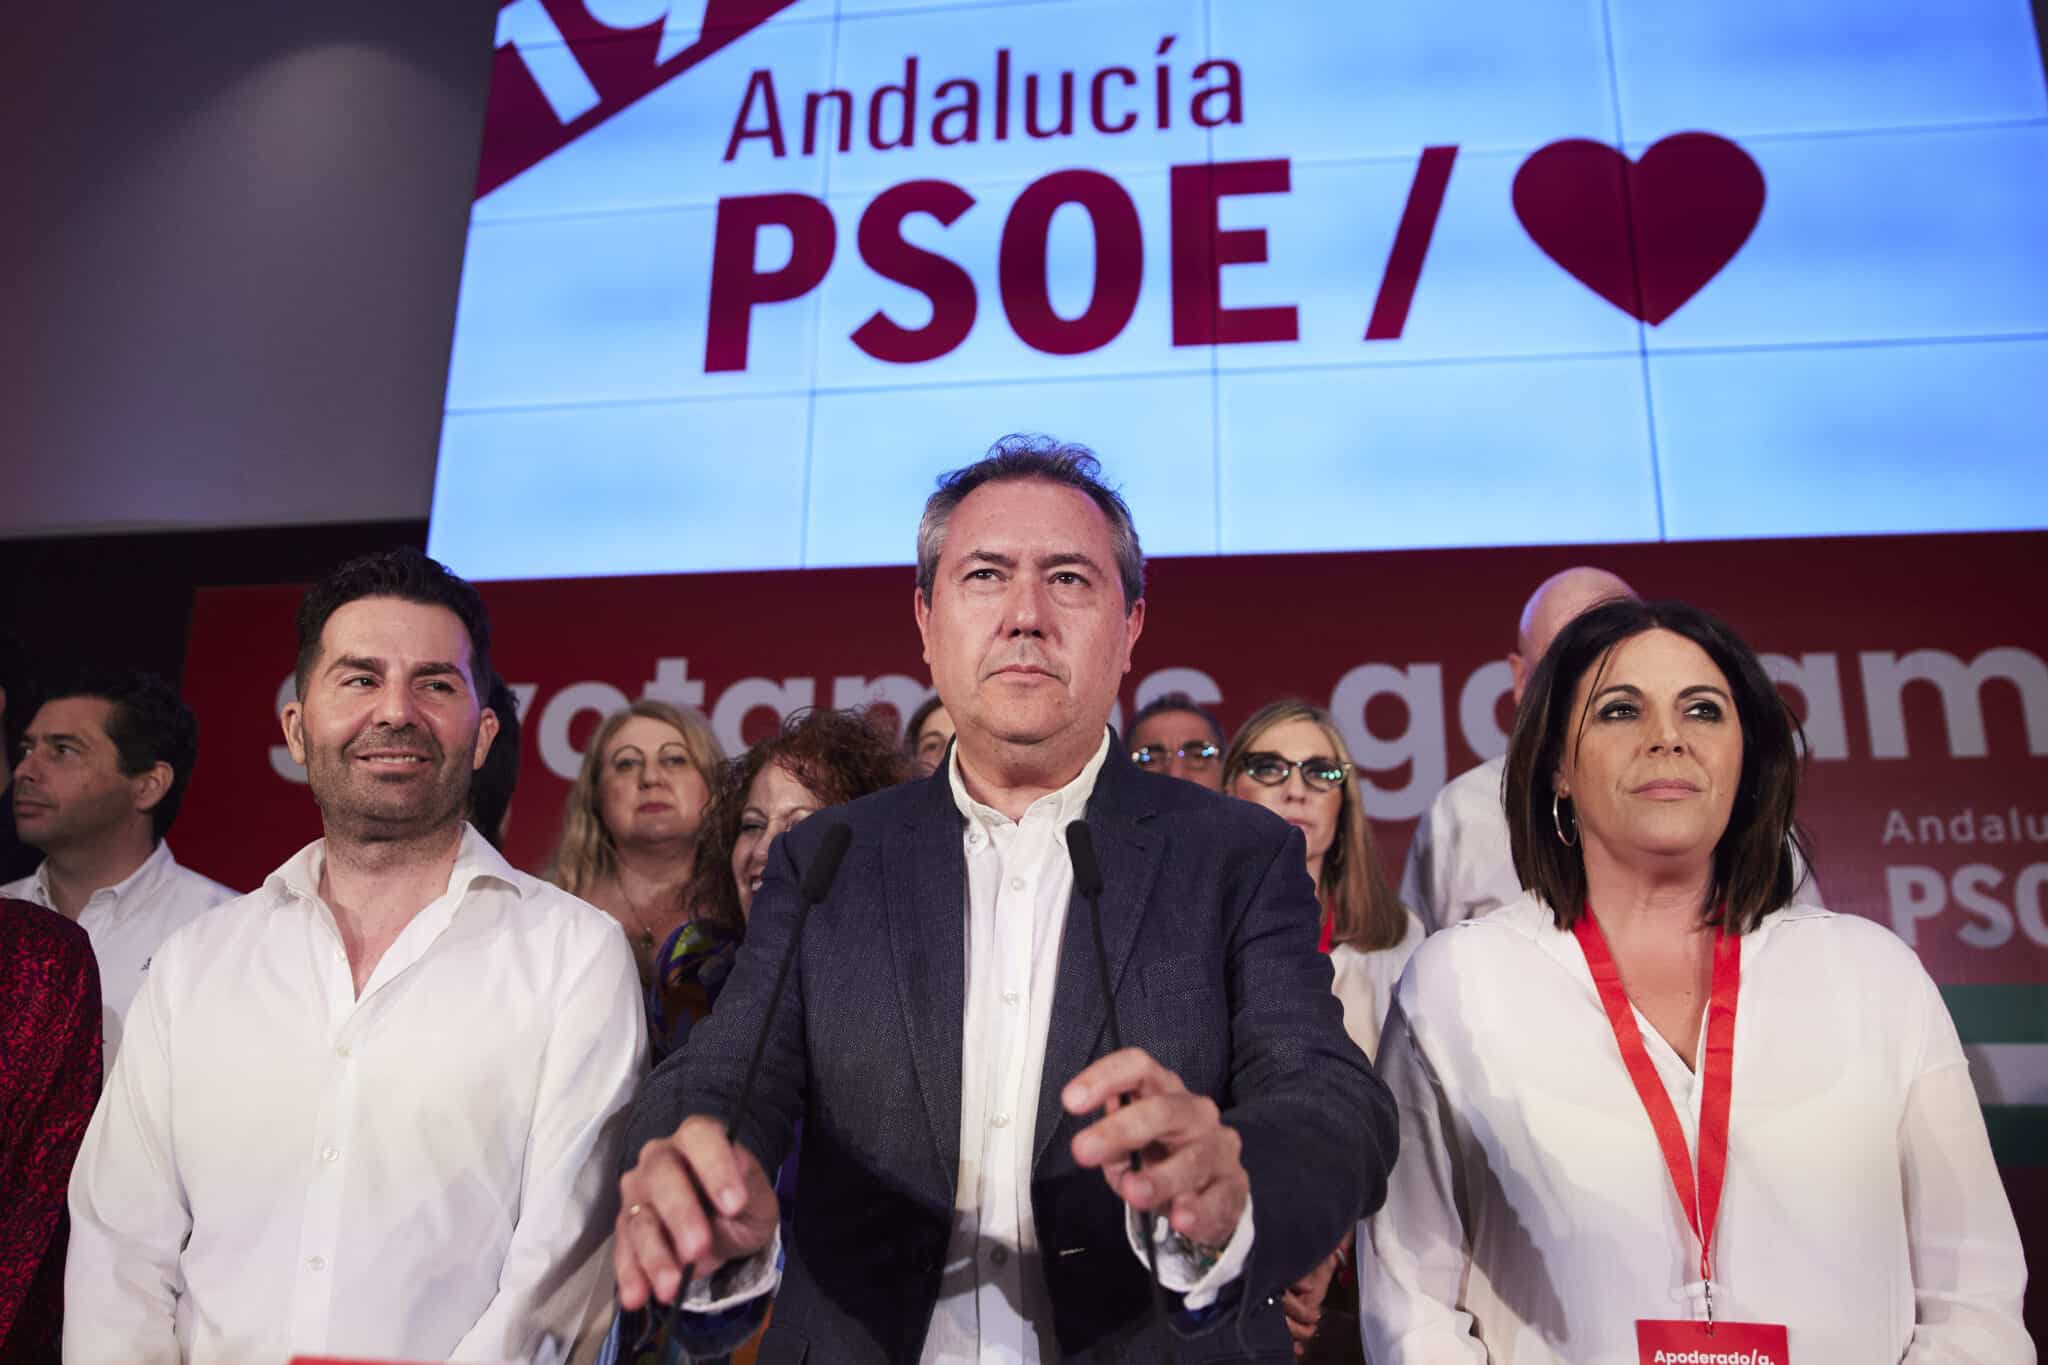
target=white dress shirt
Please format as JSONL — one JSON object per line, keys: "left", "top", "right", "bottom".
{"left": 1399, "top": 756, "right": 1520, "bottom": 933}
{"left": 1, "top": 839, "right": 236, "bottom": 1059}
{"left": 700, "top": 731, "right": 1254, "bottom": 1362}
{"left": 1361, "top": 894, "right": 2032, "bottom": 1364}
{"left": 1327, "top": 910, "right": 1424, "bottom": 1062}
{"left": 66, "top": 825, "right": 648, "bottom": 1365}
{"left": 1400, "top": 757, "right": 1826, "bottom": 933}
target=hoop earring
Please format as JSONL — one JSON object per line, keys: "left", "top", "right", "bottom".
{"left": 1552, "top": 792, "right": 1578, "bottom": 848}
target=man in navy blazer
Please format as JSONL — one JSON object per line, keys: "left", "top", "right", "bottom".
{"left": 613, "top": 437, "right": 1395, "bottom": 1362}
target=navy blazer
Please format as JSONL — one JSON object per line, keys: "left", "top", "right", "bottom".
{"left": 622, "top": 741, "right": 1396, "bottom": 1363}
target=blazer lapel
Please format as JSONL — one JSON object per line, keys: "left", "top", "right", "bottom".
{"left": 1032, "top": 755, "right": 1164, "bottom": 1172}
{"left": 884, "top": 776, "right": 968, "bottom": 1192}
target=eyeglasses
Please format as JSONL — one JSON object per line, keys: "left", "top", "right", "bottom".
{"left": 1237, "top": 753, "right": 1351, "bottom": 792}
{"left": 1131, "top": 742, "right": 1221, "bottom": 770}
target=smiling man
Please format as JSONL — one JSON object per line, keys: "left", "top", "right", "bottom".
{"left": 614, "top": 436, "right": 1393, "bottom": 1362}
{"left": 65, "top": 548, "right": 646, "bottom": 1365}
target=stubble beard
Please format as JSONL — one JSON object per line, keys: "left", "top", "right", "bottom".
{"left": 309, "top": 733, "right": 475, "bottom": 848}
{"left": 17, "top": 781, "right": 134, "bottom": 856}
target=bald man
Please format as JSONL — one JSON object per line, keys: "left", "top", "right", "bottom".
{"left": 1401, "top": 567, "right": 1636, "bottom": 932}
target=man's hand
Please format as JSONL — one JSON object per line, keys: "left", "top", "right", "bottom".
{"left": 614, "top": 1115, "right": 780, "bottom": 1310}
{"left": 1281, "top": 1247, "right": 1340, "bottom": 1355}
{"left": 1062, "top": 1047, "right": 1249, "bottom": 1249}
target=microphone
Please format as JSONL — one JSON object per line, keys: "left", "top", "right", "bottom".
{"left": 1064, "top": 822, "right": 1122, "bottom": 1057}
{"left": 730, "top": 819, "right": 852, "bottom": 1143}
{"left": 1064, "top": 822, "right": 1169, "bottom": 1323}
{"left": 659, "top": 820, "right": 852, "bottom": 1342}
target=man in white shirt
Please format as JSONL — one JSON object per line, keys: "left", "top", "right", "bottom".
{"left": 1401, "top": 567, "right": 1636, "bottom": 931}
{"left": 66, "top": 547, "right": 647, "bottom": 1365}
{"left": 612, "top": 438, "right": 1391, "bottom": 1362}
{"left": 3, "top": 669, "right": 237, "bottom": 1056}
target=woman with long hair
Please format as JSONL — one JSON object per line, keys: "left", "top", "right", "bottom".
{"left": 1223, "top": 698, "right": 1421, "bottom": 1054}
{"left": 644, "top": 707, "right": 913, "bottom": 1065}
{"left": 1223, "top": 698, "right": 1422, "bottom": 1360}
{"left": 546, "top": 700, "right": 725, "bottom": 987}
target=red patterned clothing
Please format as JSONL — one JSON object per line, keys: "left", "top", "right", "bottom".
{"left": 0, "top": 898, "right": 103, "bottom": 1363}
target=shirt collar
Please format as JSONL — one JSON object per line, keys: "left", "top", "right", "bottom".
{"left": 947, "top": 728, "right": 1113, "bottom": 833}
{"left": 265, "top": 822, "right": 528, "bottom": 908}
{"left": 26, "top": 839, "right": 177, "bottom": 918}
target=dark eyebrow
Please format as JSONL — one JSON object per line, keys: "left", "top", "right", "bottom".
{"left": 328, "top": 656, "right": 467, "bottom": 684}
{"left": 1593, "top": 682, "right": 1732, "bottom": 703}
{"left": 25, "top": 730, "right": 92, "bottom": 749}
{"left": 961, "top": 550, "right": 1017, "bottom": 572}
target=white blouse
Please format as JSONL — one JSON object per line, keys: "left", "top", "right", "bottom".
{"left": 1329, "top": 909, "right": 1425, "bottom": 1061}
{"left": 1361, "top": 895, "right": 2032, "bottom": 1364}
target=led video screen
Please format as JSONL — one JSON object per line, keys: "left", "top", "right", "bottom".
{"left": 430, "top": 0, "right": 2048, "bottom": 580}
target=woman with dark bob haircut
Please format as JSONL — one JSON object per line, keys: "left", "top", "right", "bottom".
{"left": 1362, "top": 599, "right": 2029, "bottom": 1364}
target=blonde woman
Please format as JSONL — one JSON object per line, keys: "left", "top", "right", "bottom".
{"left": 1224, "top": 699, "right": 1422, "bottom": 1057}
{"left": 1224, "top": 698, "right": 1423, "bottom": 1360}
{"left": 546, "top": 700, "right": 725, "bottom": 988}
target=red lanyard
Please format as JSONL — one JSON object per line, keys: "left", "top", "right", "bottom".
{"left": 1573, "top": 909, "right": 1742, "bottom": 1301}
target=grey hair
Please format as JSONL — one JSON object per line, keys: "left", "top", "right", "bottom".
{"left": 915, "top": 434, "right": 1146, "bottom": 607}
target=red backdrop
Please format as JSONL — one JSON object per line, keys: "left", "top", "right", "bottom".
{"left": 178, "top": 529, "right": 2048, "bottom": 987}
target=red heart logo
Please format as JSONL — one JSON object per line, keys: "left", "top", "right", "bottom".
{"left": 1511, "top": 132, "right": 1764, "bottom": 325}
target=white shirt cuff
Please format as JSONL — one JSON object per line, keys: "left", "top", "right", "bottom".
{"left": 680, "top": 1228, "right": 783, "bottom": 1313}
{"left": 1124, "top": 1194, "right": 1255, "bottom": 1311}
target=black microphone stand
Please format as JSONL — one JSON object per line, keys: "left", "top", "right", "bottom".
{"left": 1064, "top": 821, "right": 1173, "bottom": 1331}
{"left": 653, "top": 821, "right": 854, "bottom": 1352}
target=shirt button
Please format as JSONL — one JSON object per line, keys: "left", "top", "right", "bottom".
{"left": 1001, "top": 990, "right": 1020, "bottom": 1006}
{"left": 990, "top": 1245, "right": 1010, "bottom": 1266}
{"left": 991, "top": 1112, "right": 1010, "bottom": 1129}
{"left": 320, "top": 1147, "right": 339, "bottom": 1163}
{"left": 968, "top": 831, "right": 981, "bottom": 845}
{"left": 307, "top": 1256, "right": 326, "bottom": 1271}
{"left": 1009, "top": 876, "right": 1026, "bottom": 891}
{"left": 335, "top": 1044, "right": 352, "bottom": 1059}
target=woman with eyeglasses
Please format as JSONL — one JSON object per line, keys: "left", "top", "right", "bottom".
{"left": 1223, "top": 698, "right": 1421, "bottom": 1361}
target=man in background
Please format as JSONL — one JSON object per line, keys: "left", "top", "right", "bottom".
{"left": 67, "top": 548, "right": 644, "bottom": 1365}
{"left": 1400, "top": 566, "right": 1635, "bottom": 931}
{"left": 1, "top": 669, "right": 235, "bottom": 1056}
{"left": 1125, "top": 691, "right": 1226, "bottom": 792}
{"left": 470, "top": 674, "right": 523, "bottom": 851}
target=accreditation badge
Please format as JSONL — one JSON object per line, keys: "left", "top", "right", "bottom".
{"left": 1635, "top": 1318, "right": 1790, "bottom": 1364}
